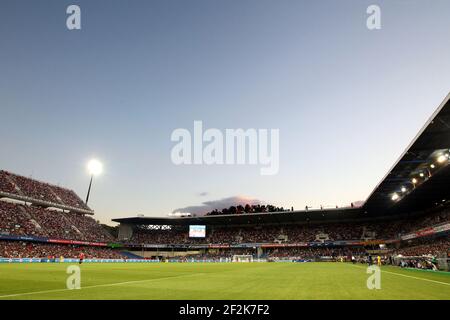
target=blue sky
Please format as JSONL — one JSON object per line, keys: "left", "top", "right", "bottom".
{"left": 1, "top": 0, "right": 449, "bottom": 224}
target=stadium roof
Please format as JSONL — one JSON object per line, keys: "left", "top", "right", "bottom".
{"left": 113, "top": 92, "right": 450, "bottom": 226}
{"left": 363, "top": 92, "right": 450, "bottom": 215}
{"left": 113, "top": 207, "right": 364, "bottom": 226}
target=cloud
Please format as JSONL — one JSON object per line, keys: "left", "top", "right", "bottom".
{"left": 352, "top": 200, "right": 365, "bottom": 207}
{"left": 198, "top": 192, "right": 209, "bottom": 197}
{"left": 173, "top": 196, "right": 264, "bottom": 216}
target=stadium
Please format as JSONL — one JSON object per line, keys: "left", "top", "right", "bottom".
{"left": 0, "top": 93, "right": 449, "bottom": 300}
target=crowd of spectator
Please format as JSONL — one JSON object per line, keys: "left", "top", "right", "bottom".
{"left": 168, "top": 249, "right": 256, "bottom": 261}
{"left": 131, "top": 228, "right": 187, "bottom": 244}
{"left": 397, "top": 258, "right": 438, "bottom": 270}
{"left": 0, "top": 171, "right": 17, "bottom": 194}
{"left": 0, "top": 170, "right": 90, "bottom": 210}
{"left": 52, "top": 184, "right": 91, "bottom": 210}
{"left": 65, "top": 212, "right": 112, "bottom": 242}
{"left": 163, "top": 238, "right": 449, "bottom": 263}
{"left": 129, "top": 209, "right": 450, "bottom": 245}
{"left": 390, "top": 237, "right": 449, "bottom": 270}
{"left": 162, "top": 247, "right": 370, "bottom": 261}
{"left": 393, "top": 237, "right": 450, "bottom": 257}
{"left": 265, "top": 247, "right": 367, "bottom": 259}
{"left": 0, "top": 201, "right": 37, "bottom": 236}
{"left": 0, "top": 200, "right": 113, "bottom": 242}
{"left": 0, "top": 241, "right": 124, "bottom": 259}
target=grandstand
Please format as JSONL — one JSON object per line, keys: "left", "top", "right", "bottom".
{"left": 0, "top": 170, "right": 92, "bottom": 213}
{"left": 0, "top": 171, "right": 121, "bottom": 260}
{"left": 112, "top": 92, "right": 450, "bottom": 268}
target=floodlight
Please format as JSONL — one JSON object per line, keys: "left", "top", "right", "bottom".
{"left": 437, "top": 155, "right": 447, "bottom": 163}
{"left": 88, "top": 159, "right": 103, "bottom": 176}
{"left": 85, "top": 159, "right": 103, "bottom": 205}
{"left": 391, "top": 193, "right": 399, "bottom": 201}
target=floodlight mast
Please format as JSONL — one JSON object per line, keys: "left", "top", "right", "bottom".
{"left": 85, "top": 159, "right": 103, "bottom": 205}
{"left": 85, "top": 174, "right": 94, "bottom": 205}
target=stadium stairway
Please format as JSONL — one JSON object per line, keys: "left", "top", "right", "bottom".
{"left": 120, "top": 251, "right": 144, "bottom": 259}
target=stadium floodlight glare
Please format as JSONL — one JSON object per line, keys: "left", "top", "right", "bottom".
{"left": 430, "top": 164, "right": 435, "bottom": 169}
{"left": 391, "top": 193, "right": 399, "bottom": 201}
{"left": 437, "top": 154, "right": 447, "bottom": 163}
{"left": 85, "top": 159, "right": 103, "bottom": 205}
{"left": 401, "top": 186, "right": 407, "bottom": 193}
{"left": 88, "top": 159, "right": 103, "bottom": 176}
{"left": 411, "top": 178, "right": 418, "bottom": 184}
{"left": 419, "top": 172, "right": 424, "bottom": 177}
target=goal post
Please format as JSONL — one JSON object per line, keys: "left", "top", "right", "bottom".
{"left": 232, "top": 255, "right": 253, "bottom": 263}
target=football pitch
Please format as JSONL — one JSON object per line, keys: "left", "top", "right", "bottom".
{"left": 0, "top": 262, "right": 449, "bottom": 300}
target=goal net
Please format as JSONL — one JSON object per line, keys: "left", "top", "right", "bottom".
{"left": 436, "top": 258, "right": 450, "bottom": 271}
{"left": 232, "top": 255, "right": 253, "bottom": 263}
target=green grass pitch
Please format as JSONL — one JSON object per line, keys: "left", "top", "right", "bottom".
{"left": 0, "top": 262, "right": 449, "bottom": 300}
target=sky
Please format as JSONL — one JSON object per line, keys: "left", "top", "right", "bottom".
{"left": 1, "top": 0, "right": 450, "bottom": 225}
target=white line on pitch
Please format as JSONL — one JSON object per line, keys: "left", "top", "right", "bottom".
{"left": 0, "top": 273, "right": 204, "bottom": 299}
{"left": 349, "top": 264, "right": 450, "bottom": 287}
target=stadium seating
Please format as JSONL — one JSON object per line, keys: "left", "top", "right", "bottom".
{"left": 265, "top": 247, "right": 367, "bottom": 259}
{"left": 393, "top": 237, "right": 450, "bottom": 257}
{"left": 0, "top": 170, "right": 116, "bottom": 259}
{"left": 0, "top": 201, "right": 38, "bottom": 236}
{"left": 1, "top": 169, "right": 448, "bottom": 263}
{"left": 0, "top": 170, "right": 90, "bottom": 210}
{"left": 0, "top": 241, "right": 123, "bottom": 259}
{"left": 0, "top": 201, "right": 113, "bottom": 242}
{"left": 128, "top": 209, "right": 450, "bottom": 245}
